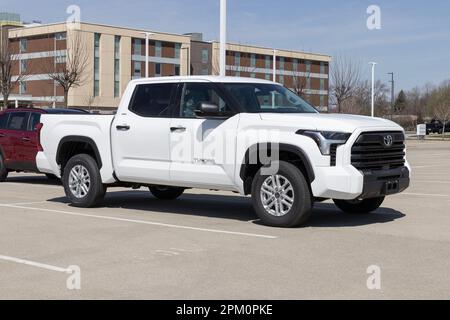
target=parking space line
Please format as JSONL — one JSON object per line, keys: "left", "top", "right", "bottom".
{"left": 0, "top": 254, "right": 69, "bottom": 273}
{"left": 398, "top": 192, "right": 450, "bottom": 198}
{"left": 413, "top": 164, "right": 450, "bottom": 169}
{"left": 0, "top": 204, "right": 277, "bottom": 239}
{"left": 413, "top": 180, "right": 450, "bottom": 184}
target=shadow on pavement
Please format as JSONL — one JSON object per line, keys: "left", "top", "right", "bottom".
{"left": 48, "top": 189, "right": 406, "bottom": 227}
{"left": 5, "top": 175, "right": 61, "bottom": 186}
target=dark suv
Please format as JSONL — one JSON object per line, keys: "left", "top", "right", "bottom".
{"left": 0, "top": 108, "right": 87, "bottom": 181}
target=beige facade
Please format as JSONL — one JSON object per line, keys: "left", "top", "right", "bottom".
{"left": 9, "top": 22, "right": 191, "bottom": 109}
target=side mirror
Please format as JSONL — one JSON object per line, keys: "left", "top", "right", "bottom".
{"left": 195, "top": 102, "right": 225, "bottom": 119}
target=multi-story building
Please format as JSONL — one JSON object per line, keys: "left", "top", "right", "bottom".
{"left": 8, "top": 22, "right": 190, "bottom": 109}
{"left": 7, "top": 21, "right": 330, "bottom": 111}
{"left": 190, "top": 39, "right": 331, "bottom": 111}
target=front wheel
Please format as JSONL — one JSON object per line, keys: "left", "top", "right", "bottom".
{"left": 149, "top": 186, "right": 185, "bottom": 200}
{"left": 333, "top": 197, "right": 385, "bottom": 214}
{"left": 62, "top": 154, "right": 106, "bottom": 207}
{"left": 0, "top": 154, "right": 8, "bottom": 182}
{"left": 251, "top": 161, "right": 312, "bottom": 228}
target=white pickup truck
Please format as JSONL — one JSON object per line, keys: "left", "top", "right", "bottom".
{"left": 37, "top": 76, "right": 410, "bottom": 227}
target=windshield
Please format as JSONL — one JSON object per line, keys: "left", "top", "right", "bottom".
{"left": 223, "top": 83, "right": 318, "bottom": 114}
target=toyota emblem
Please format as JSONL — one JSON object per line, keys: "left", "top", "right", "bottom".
{"left": 384, "top": 135, "right": 393, "bottom": 147}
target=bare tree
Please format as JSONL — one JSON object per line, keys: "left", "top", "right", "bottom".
{"left": 0, "top": 35, "right": 26, "bottom": 110}
{"left": 43, "top": 31, "right": 88, "bottom": 107}
{"left": 330, "top": 54, "right": 361, "bottom": 113}
{"left": 292, "top": 73, "right": 309, "bottom": 98}
{"left": 432, "top": 84, "right": 450, "bottom": 139}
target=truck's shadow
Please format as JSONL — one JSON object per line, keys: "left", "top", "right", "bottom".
{"left": 48, "top": 189, "right": 405, "bottom": 228}
{"left": 6, "top": 175, "right": 61, "bottom": 186}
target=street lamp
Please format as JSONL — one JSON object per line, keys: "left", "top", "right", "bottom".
{"left": 387, "top": 72, "right": 394, "bottom": 112}
{"left": 273, "top": 49, "right": 277, "bottom": 82}
{"left": 369, "top": 62, "right": 377, "bottom": 117}
{"left": 219, "top": 0, "right": 227, "bottom": 77}
{"left": 141, "top": 32, "right": 155, "bottom": 78}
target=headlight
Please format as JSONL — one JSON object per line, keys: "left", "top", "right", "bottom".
{"left": 296, "top": 130, "right": 351, "bottom": 155}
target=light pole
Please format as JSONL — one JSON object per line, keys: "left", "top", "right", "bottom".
{"left": 272, "top": 49, "right": 277, "bottom": 82}
{"left": 387, "top": 72, "right": 394, "bottom": 113}
{"left": 219, "top": 0, "right": 227, "bottom": 77}
{"left": 141, "top": 32, "right": 155, "bottom": 78}
{"left": 369, "top": 62, "right": 377, "bottom": 117}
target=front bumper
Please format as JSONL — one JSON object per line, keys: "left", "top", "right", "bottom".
{"left": 359, "top": 166, "right": 410, "bottom": 199}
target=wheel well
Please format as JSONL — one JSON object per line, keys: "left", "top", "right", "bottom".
{"left": 240, "top": 144, "right": 315, "bottom": 195}
{"left": 57, "top": 137, "right": 102, "bottom": 174}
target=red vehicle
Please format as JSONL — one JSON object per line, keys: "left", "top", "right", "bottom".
{"left": 0, "top": 108, "right": 87, "bottom": 181}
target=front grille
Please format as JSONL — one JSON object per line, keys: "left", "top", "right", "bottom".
{"left": 330, "top": 144, "right": 338, "bottom": 166}
{"left": 351, "top": 131, "right": 406, "bottom": 171}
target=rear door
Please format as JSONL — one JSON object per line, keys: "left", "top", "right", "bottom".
{"left": 4, "top": 111, "right": 29, "bottom": 168}
{"left": 111, "top": 81, "right": 178, "bottom": 184}
{"left": 0, "top": 112, "right": 10, "bottom": 162}
{"left": 20, "top": 112, "right": 41, "bottom": 171}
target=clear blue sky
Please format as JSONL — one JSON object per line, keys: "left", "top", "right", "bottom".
{"left": 2, "top": 0, "right": 449, "bottom": 92}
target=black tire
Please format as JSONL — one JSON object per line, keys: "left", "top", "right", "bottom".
{"left": 251, "top": 161, "right": 312, "bottom": 228}
{"left": 62, "top": 154, "right": 106, "bottom": 207}
{"left": 45, "top": 173, "right": 59, "bottom": 180}
{"left": 0, "top": 154, "right": 8, "bottom": 182}
{"left": 149, "top": 186, "right": 185, "bottom": 200}
{"left": 333, "top": 197, "right": 385, "bottom": 214}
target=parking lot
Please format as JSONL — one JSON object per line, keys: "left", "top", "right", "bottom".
{"left": 0, "top": 139, "right": 449, "bottom": 299}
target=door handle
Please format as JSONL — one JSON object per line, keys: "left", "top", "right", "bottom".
{"left": 116, "top": 125, "right": 130, "bottom": 131}
{"left": 170, "top": 126, "right": 186, "bottom": 132}
{"left": 22, "top": 137, "right": 31, "bottom": 142}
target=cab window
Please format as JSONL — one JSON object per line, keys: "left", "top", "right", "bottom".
{"left": 128, "top": 83, "right": 176, "bottom": 117}
{"left": 0, "top": 113, "right": 9, "bottom": 129}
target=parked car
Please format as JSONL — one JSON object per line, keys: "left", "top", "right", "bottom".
{"left": 438, "top": 121, "right": 450, "bottom": 134}
{"left": 426, "top": 119, "right": 443, "bottom": 134}
{"left": 36, "top": 76, "right": 411, "bottom": 227}
{"left": 0, "top": 108, "right": 88, "bottom": 181}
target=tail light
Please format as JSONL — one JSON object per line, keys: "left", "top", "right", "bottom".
{"left": 36, "top": 123, "right": 44, "bottom": 152}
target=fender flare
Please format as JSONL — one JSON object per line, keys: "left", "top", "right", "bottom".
{"left": 56, "top": 136, "right": 103, "bottom": 169}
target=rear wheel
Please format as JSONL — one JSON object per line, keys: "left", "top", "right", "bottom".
{"left": 251, "top": 161, "right": 312, "bottom": 227}
{"left": 149, "top": 186, "right": 185, "bottom": 200}
{"left": 0, "top": 154, "right": 8, "bottom": 182}
{"left": 333, "top": 197, "right": 385, "bottom": 214}
{"left": 62, "top": 154, "right": 106, "bottom": 207}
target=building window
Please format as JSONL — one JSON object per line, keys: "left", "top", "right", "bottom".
{"left": 175, "top": 65, "right": 180, "bottom": 76}
{"left": 265, "top": 56, "right": 270, "bottom": 69}
{"left": 155, "top": 41, "right": 162, "bottom": 57}
{"left": 293, "top": 59, "right": 298, "bottom": 71}
{"left": 279, "top": 75, "right": 284, "bottom": 84}
{"left": 279, "top": 57, "right": 285, "bottom": 70}
{"left": 20, "top": 59, "right": 27, "bottom": 73}
{"left": 114, "top": 35, "right": 121, "bottom": 98}
{"left": 320, "top": 79, "right": 325, "bottom": 91}
{"left": 201, "top": 48, "right": 209, "bottom": 64}
{"left": 320, "top": 95, "right": 325, "bottom": 108}
{"left": 19, "top": 81, "right": 27, "bottom": 94}
{"left": 305, "top": 60, "right": 311, "bottom": 73}
{"left": 250, "top": 72, "right": 256, "bottom": 78}
{"left": 175, "top": 43, "right": 181, "bottom": 59}
{"left": 20, "top": 38, "right": 27, "bottom": 53}
{"left": 55, "top": 32, "right": 67, "bottom": 40}
{"left": 133, "top": 38, "right": 142, "bottom": 55}
{"left": 201, "top": 68, "right": 209, "bottom": 75}
{"left": 306, "top": 77, "right": 311, "bottom": 90}
{"left": 56, "top": 51, "right": 66, "bottom": 64}
{"left": 320, "top": 62, "right": 325, "bottom": 74}
{"left": 134, "top": 61, "right": 142, "bottom": 78}
{"left": 250, "top": 54, "right": 256, "bottom": 68}
{"left": 155, "top": 63, "right": 161, "bottom": 76}
{"left": 235, "top": 52, "right": 241, "bottom": 66}
{"left": 265, "top": 73, "right": 271, "bottom": 80}
{"left": 94, "top": 33, "right": 101, "bottom": 97}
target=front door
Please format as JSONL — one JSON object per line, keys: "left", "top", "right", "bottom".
{"left": 111, "top": 81, "right": 178, "bottom": 185}
{"left": 169, "top": 81, "right": 239, "bottom": 189}
{"left": 5, "top": 112, "right": 29, "bottom": 169}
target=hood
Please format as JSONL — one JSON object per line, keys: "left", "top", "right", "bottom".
{"left": 259, "top": 113, "right": 402, "bottom": 132}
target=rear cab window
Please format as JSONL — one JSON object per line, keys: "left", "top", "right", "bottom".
{"left": 128, "top": 83, "right": 177, "bottom": 117}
